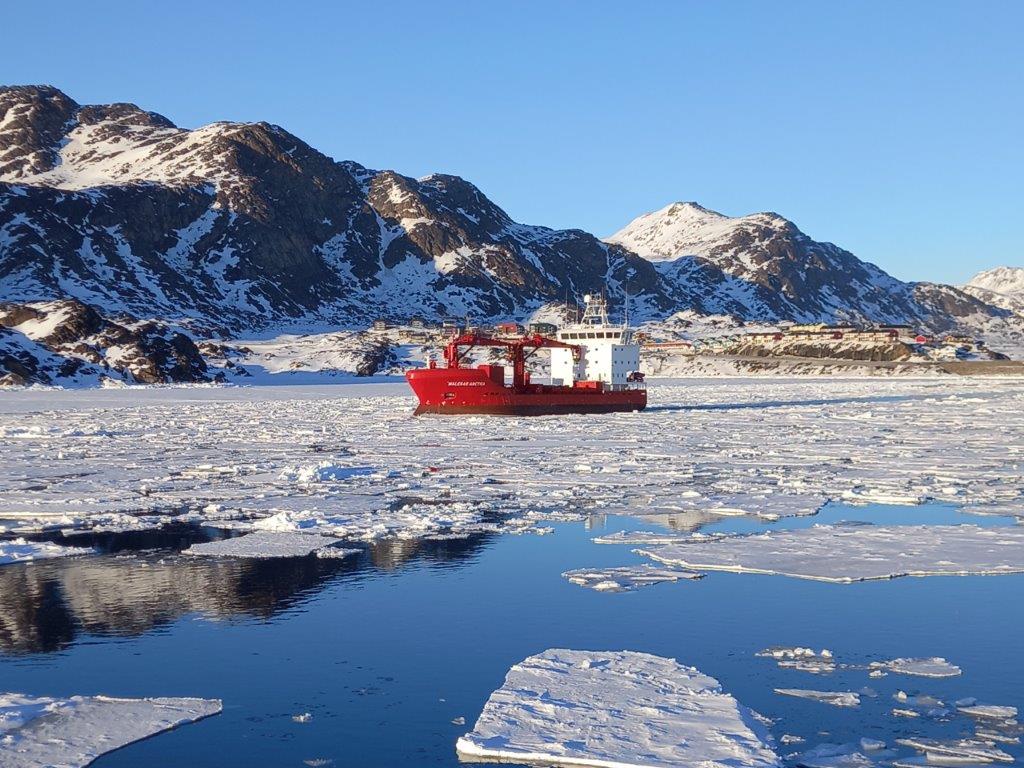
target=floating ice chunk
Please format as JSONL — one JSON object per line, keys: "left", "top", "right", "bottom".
{"left": 183, "top": 531, "right": 355, "bottom": 559}
{"left": 640, "top": 525, "right": 1024, "bottom": 583}
{"left": 456, "top": 649, "right": 781, "bottom": 768}
{"left": 781, "top": 734, "right": 806, "bottom": 745}
{"left": 775, "top": 689, "right": 860, "bottom": 707}
{"left": 292, "top": 712, "right": 312, "bottom": 723}
{"left": 0, "top": 538, "right": 93, "bottom": 566}
{"left": 896, "top": 737, "right": 1015, "bottom": 764}
{"left": 0, "top": 692, "right": 220, "bottom": 767}
{"left": 592, "top": 530, "right": 723, "bottom": 545}
{"left": 958, "top": 704, "right": 1018, "bottom": 720}
{"left": 869, "top": 658, "right": 962, "bottom": 678}
{"left": 893, "top": 757, "right": 995, "bottom": 768}
{"left": 756, "top": 647, "right": 836, "bottom": 674}
{"left": 796, "top": 742, "right": 886, "bottom": 768}
{"left": 562, "top": 564, "right": 702, "bottom": 592}
{"left": 279, "top": 462, "right": 376, "bottom": 483}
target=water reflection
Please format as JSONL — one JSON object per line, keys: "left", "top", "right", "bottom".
{"left": 0, "top": 529, "right": 491, "bottom": 655}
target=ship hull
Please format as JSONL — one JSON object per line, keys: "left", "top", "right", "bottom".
{"left": 406, "top": 368, "right": 646, "bottom": 416}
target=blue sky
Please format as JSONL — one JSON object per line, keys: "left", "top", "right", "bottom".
{"left": 4, "top": 1, "right": 1021, "bottom": 283}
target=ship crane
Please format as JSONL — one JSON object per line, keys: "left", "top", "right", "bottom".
{"left": 441, "top": 332, "right": 580, "bottom": 389}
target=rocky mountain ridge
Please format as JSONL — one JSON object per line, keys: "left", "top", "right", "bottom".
{"left": 1, "top": 85, "right": 1022, "bottom": 384}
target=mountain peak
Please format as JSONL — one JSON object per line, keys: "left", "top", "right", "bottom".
{"left": 966, "top": 266, "right": 1024, "bottom": 298}
{"left": 606, "top": 201, "right": 795, "bottom": 263}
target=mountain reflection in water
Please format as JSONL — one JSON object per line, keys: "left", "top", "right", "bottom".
{"left": 0, "top": 528, "right": 491, "bottom": 655}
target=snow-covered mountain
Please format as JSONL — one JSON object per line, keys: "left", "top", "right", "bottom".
{"left": 0, "top": 85, "right": 665, "bottom": 332}
{"left": 963, "top": 267, "right": 1024, "bottom": 317}
{"left": 606, "top": 202, "right": 1016, "bottom": 331}
{"left": 1, "top": 85, "right": 1021, "bottom": 355}
{"left": 966, "top": 267, "right": 1024, "bottom": 298}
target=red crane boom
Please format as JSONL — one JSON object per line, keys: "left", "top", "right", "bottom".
{"left": 443, "top": 332, "right": 580, "bottom": 389}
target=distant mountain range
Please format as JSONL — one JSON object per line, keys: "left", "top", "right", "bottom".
{"left": 1, "top": 84, "right": 1022, "bottom": 382}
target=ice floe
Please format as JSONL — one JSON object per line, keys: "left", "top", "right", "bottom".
{"left": 0, "top": 692, "right": 220, "bottom": 767}
{"left": 795, "top": 741, "right": 893, "bottom": 768}
{"left": 456, "top": 648, "right": 780, "bottom": 768}
{"left": 0, "top": 537, "right": 92, "bottom": 566}
{"left": 183, "top": 531, "right": 357, "bottom": 559}
{"left": 895, "top": 737, "right": 1015, "bottom": 764}
{"left": 561, "top": 564, "right": 702, "bottom": 592}
{"left": 958, "top": 704, "right": 1018, "bottom": 720}
{"left": 868, "top": 657, "right": 961, "bottom": 678}
{"left": 641, "top": 525, "right": 1024, "bottom": 583}
{"left": 756, "top": 647, "right": 836, "bottom": 674}
{"left": 774, "top": 689, "right": 861, "bottom": 707}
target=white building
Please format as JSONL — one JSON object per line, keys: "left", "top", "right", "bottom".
{"left": 550, "top": 294, "right": 641, "bottom": 387}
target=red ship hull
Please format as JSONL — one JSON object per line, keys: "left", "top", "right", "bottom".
{"left": 406, "top": 366, "right": 647, "bottom": 416}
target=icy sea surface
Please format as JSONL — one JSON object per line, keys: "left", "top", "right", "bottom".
{"left": 0, "top": 379, "right": 1022, "bottom": 767}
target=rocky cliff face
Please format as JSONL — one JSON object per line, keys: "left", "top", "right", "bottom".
{"left": 0, "top": 299, "right": 209, "bottom": 385}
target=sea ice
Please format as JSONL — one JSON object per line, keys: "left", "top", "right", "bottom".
{"left": 958, "top": 704, "right": 1018, "bottom": 720}
{"left": 456, "top": 648, "right": 780, "bottom": 768}
{"left": 183, "top": 531, "right": 356, "bottom": 559}
{"left": 561, "top": 564, "right": 702, "bottom": 592}
{"left": 868, "top": 658, "right": 962, "bottom": 678}
{"left": 0, "top": 538, "right": 92, "bottom": 566}
{"left": 0, "top": 692, "right": 220, "bottom": 767}
{"left": 895, "top": 737, "right": 1014, "bottom": 764}
{"left": 795, "top": 742, "right": 891, "bottom": 768}
{"left": 640, "top": 525, "right": 1024, "bottom": 583}
{"left": 4, "top": 379, "right": 1024, "bottom": 543}
{"left": 774, "top": 689, "right": 861, "bottom": 707}
{"left": 756, "top": 647, "right": 836, "bottom": 674}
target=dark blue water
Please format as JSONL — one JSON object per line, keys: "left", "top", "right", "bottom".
{"left": 0, "top": 503, "right": 1021, "bottom": 767}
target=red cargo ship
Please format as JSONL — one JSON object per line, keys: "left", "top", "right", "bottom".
{"left": 406, "top": 294, "right": 647, "bottom": 416}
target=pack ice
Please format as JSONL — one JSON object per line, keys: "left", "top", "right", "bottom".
{"left": 0, "top": 692, "right": 221, "bottom": 768}
{"left": 2, "top": 379, "right": 1024, "bottom": 543}
{"left": 456, "top": 648, "right": 780, "bottom": 768}
{"left": 641, "top": 525, "right": 1024, "bottom": 583}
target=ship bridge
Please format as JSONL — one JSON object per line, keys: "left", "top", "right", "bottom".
{"left": 551, "top": 294, "right": 643, "bottom": 389}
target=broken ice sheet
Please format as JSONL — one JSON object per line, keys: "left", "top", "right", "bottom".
{"left": 796, "top": 741, "right": 893, "bottom": 768}
{"left": 183, "top": 531, "right": 357, "bottom": 559}
{"left": 868, "top": 658, "right": 961, "bottom": 678}
{"left": 561, "top": 564, "right": 702, "bottom": 592}
{"left": 756, "top": 647, "right": 836, "bottom": 674}
{"left": 456, "top": 649, "right": 780, "bottom": 768}
{"left": 895, "top": 737, "right": 1014, "bottom": 764}
{"left": 0, "top": 538, "right": 93, "bottom": 566}
{"left": 640, "top": 525, "right": 1024, "bottom": 583}
{"left": 0, "top": 692, "right": 221, "bottom": 768}
{"left": 775, "top": 689, "right": 861, "bottom": 707}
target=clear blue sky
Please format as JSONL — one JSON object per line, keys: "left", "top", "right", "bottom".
{"left": 4, "top": 0, "right": 1021, "bottom": 283}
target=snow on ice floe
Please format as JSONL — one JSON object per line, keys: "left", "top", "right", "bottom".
{"left": 456, "top": 649, "right": 780, "bottom": 768}
{"left": 0, "top": 692, "right": 220, "bottom": 768}
{"left": 868, "top": 658, "right": 961, "bottom": 678}
{"left": 958, "top": 704, "right": 1018, "bottom": 720}
{"left": 794, "top": 741, "right": 893, "bottom": 768}
{"left": 640, "top": 525, "right": 1024, "bottom": 583}
{"left": 183, "top": 531, "right": 358, "bottom": 559}
{"left": 895, "top": 737, "right": 1015, "bottom": 764}
{"left": 561, "top": 564, "right": 702, "bottom": 592}
{"left": 3, "top": 379, "right": 1024, "bottom": 541}
{"left": 0, "top": 538, "right": 93, "bottom": 566}
{"left": 756, "top": 647, "right": 836, "bottom": 674}
{"left": 774, "top": 689, "right": 861, "bottom": 707}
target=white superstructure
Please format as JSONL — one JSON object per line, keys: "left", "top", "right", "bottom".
{"left": 550, "top": 294, "right": 642, "bottom": 388}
